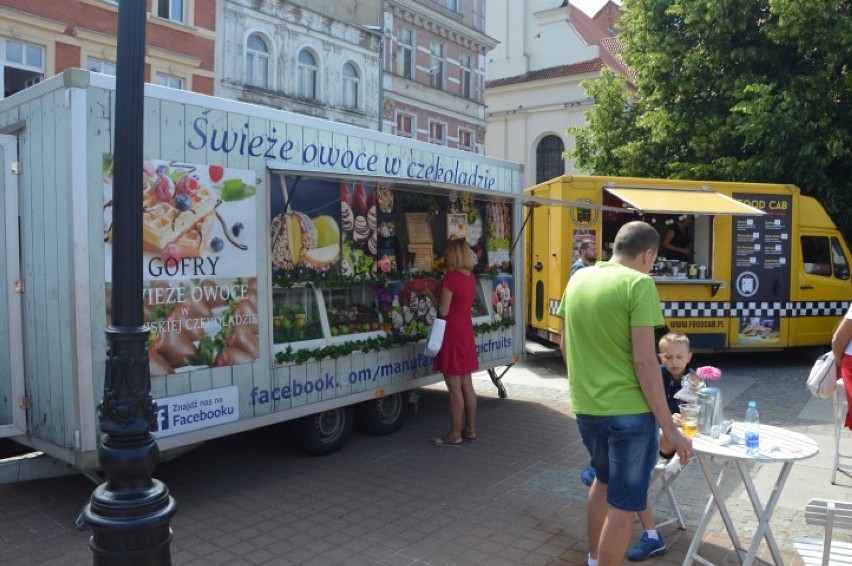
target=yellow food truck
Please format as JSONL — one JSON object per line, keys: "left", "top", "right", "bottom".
{"left": 526, "top": 175, "right": 852, "bottom": 351}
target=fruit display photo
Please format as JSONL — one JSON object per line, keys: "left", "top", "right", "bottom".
{"left": 103, "top": 156, "right": 259, "bottom": 375}
{"left": 384, "top": 278, "right": 441, "bottom": 337}
{"left": 491, "top": 275, "right": 514, "bottom": 321}
{"left": 485, "top": 200, "right": 512, "bottom": 271}
{"left": 270, "top": 176, "right": 342, "bottom": 277}
{"left": 447, "top": 194, "right": 487, "bottom": 270}
{"left": 145, "top": 278, "right": 259, "bottom": 375}
{"left": 340, "top": 179, "right": 378, "bottom": 277}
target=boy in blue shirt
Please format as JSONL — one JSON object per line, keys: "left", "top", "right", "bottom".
{"left": 627, "top": 333, "right": 698, "bottom": 561}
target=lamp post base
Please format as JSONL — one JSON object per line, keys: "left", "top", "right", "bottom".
{"left": 83, "top": 432, "right": 177, "bottom": 566}
{"left": 84, "top": 327, "right": 177, "bottom": 565}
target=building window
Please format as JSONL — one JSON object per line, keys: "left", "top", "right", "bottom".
{"left": 156, "top": 0, "right": 184, "bottom": 23}
{"left": 429, "top": 121, "right": 446, "bottom": 145}
{"left": 429, "top": 43, "right": 445, "bottom": 89}
{"left": 155, "top": 73, "right": 184, "bottom": 90}
{"left": 246, "top": 33, "right": 270, "bottom": 88}
{"left": 2, "top": 39, "right": 44, "bottom": 99}
{"left": 459, "top": 53, "right": 472, "bottom": 99}
{"left": 341, "top": 62, "right": 360, "bottom": 110}
{"left": 297, "top": 49, "right": 318, "bottom": 100}
{"left": 536, "top": 135, "right": 565, "bottom": 184}
{"left": 458, "top": 128, "right": 474, "bottom": 151}
{"left": 446, "top": 0, "right": 460, "bottom": 12}
{"left": 87, "top": 58, "right": 116, "bottom": 76}
{"left": 396, "top": 113, "right": 414, "bottom": 137}
{"left": 397, "top": 28, "right": 414, "bottom": 80}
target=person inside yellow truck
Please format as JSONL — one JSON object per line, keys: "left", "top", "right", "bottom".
{"left": 661, "top": 215, "right": 692, "bottom": 262}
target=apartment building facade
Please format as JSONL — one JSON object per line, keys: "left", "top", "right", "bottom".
{"left": 382, "top": 0, "right": 495, "bottom": 152}
{"left": 0, "top": 0, "right": 493, "bottom": 152}
{"left": 314, "top": 0, "right": 495, "bottom": 151}
{"left": 0, "top": 0, "right": 216, "bottom": 99}
{"left": 216, "top": 0, "right": 382, "bottom": 130}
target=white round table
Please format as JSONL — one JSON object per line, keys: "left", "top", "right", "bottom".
{"left": 683, "top": 423, "right": 819, "bottom": 566}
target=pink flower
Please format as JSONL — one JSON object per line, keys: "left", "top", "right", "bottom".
{"left": 696, "top": 366, "right": 722, "bottom": 380}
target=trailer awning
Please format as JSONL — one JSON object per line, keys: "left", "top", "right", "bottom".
{"left": 604, "top": 186, "right": 765, "bottom": 216}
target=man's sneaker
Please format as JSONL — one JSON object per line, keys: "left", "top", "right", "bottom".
{"left": 627, "top": 532, "right": 667, "bottom": 561}
{"left": 580, "top": 465, "right": 596, "bottom": 486}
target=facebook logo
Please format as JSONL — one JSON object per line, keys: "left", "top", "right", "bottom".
{"left": 154, "top": 403, "right": 169, "bottom": 432}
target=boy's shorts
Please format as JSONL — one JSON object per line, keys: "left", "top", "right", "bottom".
{"left": 576, "top": 412, "right": 659, "bottom": 512}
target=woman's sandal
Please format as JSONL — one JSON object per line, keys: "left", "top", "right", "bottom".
{"left": 432, "top": 436, "right": 462, "bottom": 447}
{"left": 462, "top": 432, "right": 477, "bottom": 441}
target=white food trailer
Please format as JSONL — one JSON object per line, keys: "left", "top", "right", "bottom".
{"left": 0, "top": 70, "right": 524, "bottom": 479}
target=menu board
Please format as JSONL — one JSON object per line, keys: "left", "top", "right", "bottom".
{"left": 731, "top": 193, "right": 792, "bottom": 302}
{"left": 730, "top": 193, "right": 791, "bottom": 343}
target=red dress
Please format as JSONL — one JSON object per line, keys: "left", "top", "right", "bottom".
{"left": 432, "top": 270, "right": 479, "bottom": 375}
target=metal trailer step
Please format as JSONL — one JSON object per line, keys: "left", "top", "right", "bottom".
{"left": 0, "top": 451, "right": 78, "bottom": 485}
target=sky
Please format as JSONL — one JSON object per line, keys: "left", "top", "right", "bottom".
{"left": 570, "top": 0, "right": 621, "bottom": 18}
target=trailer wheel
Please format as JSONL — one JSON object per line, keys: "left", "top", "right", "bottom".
{"left": 293, "top": 407, "right": 353, "bottom": 456}
{"left": 355, "top": 393, "right": 409, "bottom": 435}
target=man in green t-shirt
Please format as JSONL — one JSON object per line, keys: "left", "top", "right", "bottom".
{"left": 556, "top": 221, "right": 692, "bottom": 566}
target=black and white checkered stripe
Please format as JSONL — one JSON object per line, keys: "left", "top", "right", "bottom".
{"left": 662, "top": 302, "right": 729, "bottom": 318}
{"left": 787, "top": 301, "right": 851, "bottom": 317}
{"left": 549, "top": 299, "right": 848, "bottom": 318}
{"left": 549, "top": 299, "right": 560, "bottom": 316}
{"left": 661, "top": 301, "right": 850, "bottom": 318}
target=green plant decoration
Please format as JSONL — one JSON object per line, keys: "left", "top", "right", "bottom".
{"left": 273, "top": 317, "right": 514, "bottom": 366}
{"left": 272, "top": 270, "right": 501, "bottom": 293}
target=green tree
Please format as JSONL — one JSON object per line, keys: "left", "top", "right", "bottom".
{"left": 568, "top": 0, "right": 852, "bottom": 239}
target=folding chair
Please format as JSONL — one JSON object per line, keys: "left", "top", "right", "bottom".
{"left": 648, "top": 457, "right": 686, "bottom": 530}
{"left": 793, "top": 498, "right": 852, "bottom": 565}
{"left": 833, "top": 380, "right": 852, "bottom": 485}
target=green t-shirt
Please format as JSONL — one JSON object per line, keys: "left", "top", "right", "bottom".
{"left": 555, "top": 261, "right": 664, "bottom": 416}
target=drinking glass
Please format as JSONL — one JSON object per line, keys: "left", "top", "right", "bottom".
{"left": 680, "top": 404, "right": 700, "bottom": 438}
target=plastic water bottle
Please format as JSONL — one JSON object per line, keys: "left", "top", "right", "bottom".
{"left": 745, "top": 401, "right": 760, "bottom": 456}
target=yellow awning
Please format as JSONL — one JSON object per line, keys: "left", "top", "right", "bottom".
{"left": 604, "top": 186, "right": 765, "bottom": 216}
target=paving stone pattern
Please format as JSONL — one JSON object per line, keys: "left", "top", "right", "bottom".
{"left": 0, "top": 349, "right": 849, "bottom": 565}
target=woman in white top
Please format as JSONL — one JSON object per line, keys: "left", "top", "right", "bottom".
{"left": 832, "top": 305, "right": 852, "bottom": 429}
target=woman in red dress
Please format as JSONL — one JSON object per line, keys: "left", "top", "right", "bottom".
{"left": 432, "top": 238, "right": 480, "bottom": 446}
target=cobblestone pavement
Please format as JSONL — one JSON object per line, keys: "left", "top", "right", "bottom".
{"left": 0, "top": 348, "right": 848, "bottom": 565}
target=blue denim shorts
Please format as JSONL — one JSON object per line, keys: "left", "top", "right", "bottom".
{"left": 576, "top": 412, "right": 659, "bottom": 512}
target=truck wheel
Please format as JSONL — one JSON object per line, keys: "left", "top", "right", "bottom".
{"left": 293, "top": 407, "right": 353, "bottom": 456}
{"left": 355, "top": 393, "right": 409, "bottom": 435}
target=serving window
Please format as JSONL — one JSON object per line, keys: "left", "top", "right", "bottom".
{"left": 603, "top": 192, "right": 710, "bottom": 277}
{"left": 600, "top": 185, "right": 766, "bottom": 282}
{"left": 269, "top": 173, "right": 516, "bottom": 364}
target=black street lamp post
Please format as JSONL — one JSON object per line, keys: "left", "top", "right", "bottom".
{"left": 82, "top": 1, "right": 177, "bottom": 564}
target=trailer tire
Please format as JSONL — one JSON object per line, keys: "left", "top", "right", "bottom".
{"left": 355, "top": 393, "right": 409, "bottom": 436}
{"left": 293, "top": 407, "right": 353, "bottom": 456}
